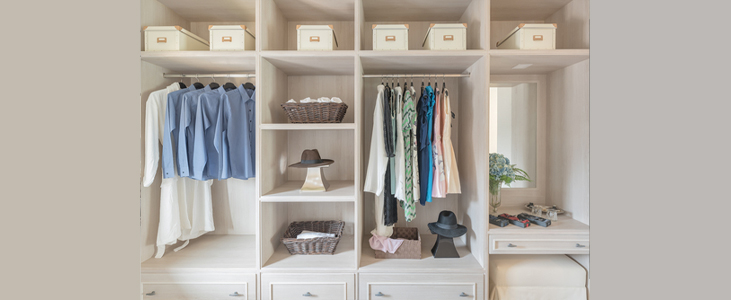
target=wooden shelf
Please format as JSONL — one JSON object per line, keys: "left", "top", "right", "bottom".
{"left": 359, "top": 234, "right": 484, "bottom": 273}
{"left": 491, "top": 0, "right": 573, "bottom": 21}
{"left": 489, "top": 49, "right": 589, "bottom": 74}
{"left": 261, "top": 181, "right": 356, "bottom": 202}
{"left": 488, "top": 206, "right": 589, "bottom": 235}
{"left": 360, "top": 50, "right": 485, "bottom": 74}
{"left": 140, "top": 51, "right": 256, "bottom": 73}
{"left": 363, "top": 0, "right": 474, "bottom": 22}
{"left": 261, "top": 123, "right": 356, "bottom": 130}
{"left": 156, "top": 0, "right": 256, "bottom": 22}
{"left": 141, "top": 235, "right": 257, "bottom": 272}
{"left": 262, "top": 235, "right": 356, "bottom": 271}
{"left": 262, "top": 51, "right": 355, "bottom": 75}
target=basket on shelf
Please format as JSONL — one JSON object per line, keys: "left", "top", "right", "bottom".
{"left": 374, "top": 227, "right": 422, "bottom": 259}
{"left": 280, "top": 102, "right": 348, "bottom": 123}
{"left": 281, "top": 220, "right": 345, "bottom": 255}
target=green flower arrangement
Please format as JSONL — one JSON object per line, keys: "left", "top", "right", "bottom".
{"left": 489, "top": 153, "right": 531, "bottom": 212}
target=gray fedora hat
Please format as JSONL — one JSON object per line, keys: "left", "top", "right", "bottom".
{"left": 428, "top": 210, "right": 467, "bottom": 238}
{"left": 288, "top": 149, "right": 335, "bottom": 168}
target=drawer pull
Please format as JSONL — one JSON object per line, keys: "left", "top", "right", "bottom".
{"left": 386, "top": 35, "right": 396, "bottom": 41}
{"left": 303, "top": 292, "right": 313, "bottom": 297}
{"left": 533, "top": 35, "right": 544, "bottom": 41}
{"left": 507, "top": 243, "right": 517, "bottom": 247}
{"left": 156, "top": 37, "right": 166, "bottom": 43}
{"left": 576, "top": 243, "right": 586, "bottom": 248}
{"left": 460, "top": 292, "right": 470, "bottom": 297}
{"left": 375, "top": 292, "right": 385, "bottom": 297}
{"left": 444, "top": 35, "right": 454, "bottom": 41}
{"left": 222, "top": 36, "right": 232, "bottom": 42}
{"left": 310, "top": 36, "right": 320, "bottom": 42}
{"left": 145, "top": 291, "right": 155, "bottom": 296}
{"left": 230, "top": 292, "right": 242, "bottom": 297}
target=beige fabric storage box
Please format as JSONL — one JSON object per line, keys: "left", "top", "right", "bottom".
{"left": 422, "top": 23, "right": 467, "bottom": 50}
{"left": 297, "top": 25, "right": 338, "bottom": 51}
{"left": 372, "top": 24, "right": 409, "bottom": 51}
{"left": 496, "top": 23, "right": 557, "bottom": 50}
{"left": 374, "top": 227, "right": 421, "bottom": 259}
{"left": 143, "top": 26, "right": 209, "bottom": 51}
{"left": 208, "top": 25, "right": 255, "bottom": 51}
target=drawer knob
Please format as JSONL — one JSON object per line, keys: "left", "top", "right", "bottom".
{"left": 576, "top": 243, "right": 586, "bottom": 248}
{"left": 507, "top": 243, "right": 517, "bottom": 247}
{"left": 145, "top": 291, "right": 155, "bottom": 296}
{"left": 375, "top": 292, "right": 385, "bottom": 297}
{"left": 460, "top": 292, "right": 470, "bottom": 297}
{"left": 303, "top": 292, "right": 313, "bottom": 297}
{"left": 230, "top": 292, "right": 242, "bottom": 297}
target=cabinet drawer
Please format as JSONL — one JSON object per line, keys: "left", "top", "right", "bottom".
{"left": 489, "top": 234, "right": 590, "bottom": 254}
{"left": 359, "top": 274, "right": 483, "bottom": 300}
{"left": 261, "top": 273, "right": 355, "bottom": 300}
{"left": 142, "top": 283, "right": 248, "bottom": 299}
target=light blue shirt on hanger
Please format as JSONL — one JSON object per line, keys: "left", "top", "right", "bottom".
{"left": 162, "top": 85, "right": 197, "bottom": 178}
{"left": 177, "top": 85, "right": 212, "bottom": 178}
{"left": 215, "top": 85, "right": 256, "bottom": 180}
{"left": 191, "top": 87, "right": 227, "bottom": 181}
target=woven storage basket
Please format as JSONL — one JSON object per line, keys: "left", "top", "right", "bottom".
{"left": 374, "top": 227, "right": 421, "bottom": 259}
{"left": 281, "top": 220, "right": 345, "bottom": 255}
{"left": 280, "top": 102, "right": 348, "bottom": 123}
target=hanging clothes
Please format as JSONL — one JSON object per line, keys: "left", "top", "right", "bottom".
{"left": 364, "top": 84, "right": 393, "bottom": 237}
{"left": 394, "top": 86, "right": 406, "bottom": 202}
{"left": 192, "top": 87, "right": 226, "bottom": 180}
{"left": 177, "top": 85, "right": 212, "bottom": 178}
{"left": 417, "top": 85, "right": 435, "bottom": 205}
{"left": 383, "top": 86, "right": 398, "bottom": 226}
{"left": 162, "top": 85, "right": 197, "bottom": 178}
{"left": 401, "top": 87, "right": 418, "bottom": 222}
{"left": 216, "top": 85, "right": 256, "bottom": 180}
{"left": 442, "top": 88, "right": 461, "bottom": 193}
{"left": 431, "top": 88, "right": 447, "bottom": 198}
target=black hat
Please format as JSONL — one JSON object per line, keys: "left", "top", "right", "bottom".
{"left": 428, "top": 210, "right": 467, "bottom": 238}
{"left": 288, "top": 149, "right": 335, "bottom": 168}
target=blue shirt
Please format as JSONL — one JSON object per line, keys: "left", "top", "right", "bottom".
{"left": 417, "top": 85, "right": 435, "bottom": 205}
{"left": 191, "top": 87, "right": 226, "bottom": 180}
{"left": 162, "top": 86, "right": 197, "bottom": 178}
{"left": 216, "top": 85, "right": 256, "bottom": 180}
{"left": 177, "top": 85, "right": 212, "bottom": 178}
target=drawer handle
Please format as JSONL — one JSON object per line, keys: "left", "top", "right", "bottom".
{"left": 443, "top": 35, "right": 454, "bottom": 41}
{"left": 145, "top": 291, "right": 155, "bottom": 296}
{"left": 310, "top": 36, "right": 320, "bottom": 42}
{"left": 507, "top": 243, "right": 517, "bottom": 247}
{"left": 386, "top": 35, "right": 396, "bottom": 41}
{"left": 533, "top": 35, "right": 544, "bottom": 41}
{"left": 375, "top": 292, "right": 385, "bottom": 297}
{"left": 303, "top": 292, "right": 313, "bottom": 297}
{"left": 576, "top": 243, "right": 586, "bottom": 248}
{"left": 222, "top": 36, "right": 232, "bottom": 42}
{"left": 230, "top": 291, "right": 242, "bottom": 297}
{"left": 156, "top": 37, "right": 166, "bottom": 43}
{"left": 460, "top": 292, "right": 470, "bottom": 297}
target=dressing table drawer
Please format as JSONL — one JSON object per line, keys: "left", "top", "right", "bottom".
{"left": 261, "top": 273, "right": 355, "bottom": 300}
{"left": 141, "top": 273, "right": 256, "bottom": 300}
{"left": 489, "top": 234, "right": 590, "bottom": 254}
{"left": 359, "top": 274, "right": 483, "bottom": 300}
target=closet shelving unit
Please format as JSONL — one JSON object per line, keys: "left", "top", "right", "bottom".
{"left": 139, "top": 0, "right": 589, "bottom": 298}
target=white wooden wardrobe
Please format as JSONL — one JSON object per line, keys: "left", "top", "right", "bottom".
{"left": 138, "top": 0, "right": 590, "bottom": 299}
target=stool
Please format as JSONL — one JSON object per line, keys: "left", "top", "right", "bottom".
{"left": 489, "top": 254, "right": 587, "bottom": 300}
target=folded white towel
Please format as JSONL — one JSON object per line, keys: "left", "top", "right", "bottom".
{"left": 317, "top": 97, "right": 331, "bottom": 103}
{"left": 296, "top": 230, "right": 336, "bottom": 239}
{"left": 300, "top": 97, "right": 313, "bottom": 103}
{"left": 330, "top": 97, "right": 343, "bottom": 103}
{"left": 286, "top": 99, "right": 296, "bottom": 103}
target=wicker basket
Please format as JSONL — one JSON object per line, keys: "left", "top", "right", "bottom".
{"left": 280, "top": 102, "right": 348, "bottom": 123}
{"left": 281, "top": 220, "right": 345, "bottom": 255}
{"left": 374, "top": 227, "right": 422, "bottom": 259}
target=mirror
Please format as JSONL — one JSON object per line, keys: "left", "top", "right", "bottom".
{"left": 489, "top": 83, "right": 537, "bottom": 188}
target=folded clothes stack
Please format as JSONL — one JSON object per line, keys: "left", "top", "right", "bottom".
{"left": 286, "top": 97, "right": 343, "bottom": 103}
{"left": 296, "top": 230, "right": 336, "bottom": 239}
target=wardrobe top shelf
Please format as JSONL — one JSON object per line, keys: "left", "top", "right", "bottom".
{"left": 490, "top": 49, "right": 589, "bottom": 75}
{"left": 491, "top": 0, "right": 574, "bottom": 21}
{"left": 141, "top": 51, "right": 256, "bottom": 73}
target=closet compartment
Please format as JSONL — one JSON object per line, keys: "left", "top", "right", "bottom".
{"left": 209, "top": 25, "right": 255, "bottom": 51}
{"left": 144, "top": 26, "right": 210, "bottom": 51}
{"left": 261, "top": 0, "right": 355, "bottom": 50}
{"left": 490, "top": 0, "right": 589, "bottom": 49}
{"left": 360, "top": 0, "right": 487, "bottom": 50}
{"left": 358, "top": 54, "right": 489, "bottom": 273}
{"left": 261, "top": 273, "right": 355, "bottom": 300}
{"left": 359, "top": 273, "right": 484, "bottom": 300}
{"left": 142, "top": 273, "right": 256, "bottom": 300}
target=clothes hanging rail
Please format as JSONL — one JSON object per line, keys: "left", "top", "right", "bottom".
{"left": 162, "top": 73, "right": 256, "bottom": 78}
{"left": 362, "top": 73, "right": 470, "bottom": 78}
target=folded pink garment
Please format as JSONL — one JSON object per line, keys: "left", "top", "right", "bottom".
{"left": 369, "top": 230, "right": 404, "bottom": 253}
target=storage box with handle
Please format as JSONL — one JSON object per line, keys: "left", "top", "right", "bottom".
{"left": 372, "top": 24, "right": 409, "bottom": 50}
{"left": 297, "top": 25, "right": 338, "bottom": 51}
{"left": 209, "top": 25, "right": 255, "bottom": 51}
{"left": 496, "top": 23, "right": 557, "bottom": 50}
{"left": 422, "top": 23, "right": 467, "bottom": 50}
{"left": 143, "top": 26, "right": 209, "bottom": 51}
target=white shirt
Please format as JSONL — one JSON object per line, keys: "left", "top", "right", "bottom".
{"left": 364, "top": 85, "right": 393, "bottom": 237}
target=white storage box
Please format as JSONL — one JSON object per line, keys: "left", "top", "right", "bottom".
{"left": 422, "top": 23, "right": 467, "bottom": 50}
{"left": 496, "top": 23, "right": 557, "bottom": 50}
{"left": 296, "top": 25, "right": 338, "bottom": 51}
{"left": 208, "top": 25, "right": 255, "bottom": 51}
{"left": 372, "top": 24, "right": 409, "bottom": 50}
{"left": 143, "top": 26, "right": 209, "bottom": 51}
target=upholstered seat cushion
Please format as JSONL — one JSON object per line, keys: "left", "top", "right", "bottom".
{"left": 489, "top": 254, "right": 587, "bottom": 300}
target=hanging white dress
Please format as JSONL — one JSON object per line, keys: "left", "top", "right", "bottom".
{"left": 364, "top": 84, "right": 393, "bottom": 237}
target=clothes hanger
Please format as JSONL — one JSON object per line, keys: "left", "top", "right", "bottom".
{"left": 192, "top": 74, "right": 204, "bottom": 89}
{"left": 243, "top": 74, "right": 256, "bottom": 90}
{"left": 208, "top": 76, "right": 220, "bottom": 89}
{"left": 178, "top": 81, "right": 187, "bottom": 88}
{"left": 442, "top": 74, "right": 446, "bottom": 91}
{"left": 223, "top": 74, "right": 237, "bottom": 91}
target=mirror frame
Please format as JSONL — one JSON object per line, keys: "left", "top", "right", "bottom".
{"left": 489, "top": 75, "right": 547, "bottom": 206}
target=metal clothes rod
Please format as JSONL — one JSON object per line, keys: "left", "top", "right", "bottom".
{"left": 163, "top": 73, "right": 256, "bottom": 78}
{"left": 362, "top": 73, "right": 470, "bottom": 78}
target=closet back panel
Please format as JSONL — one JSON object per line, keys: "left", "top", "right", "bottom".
{"left": 286, "top": 130, "right": 355, "bottom": 181}
{"left": 360, "top": 77, "right": 461, "bottom": 236}
{"left": 260, "top": 59, "right": 290, "bottom": 124}
{"left": 259, "top": 130, "right": 288, "bottom": 197}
